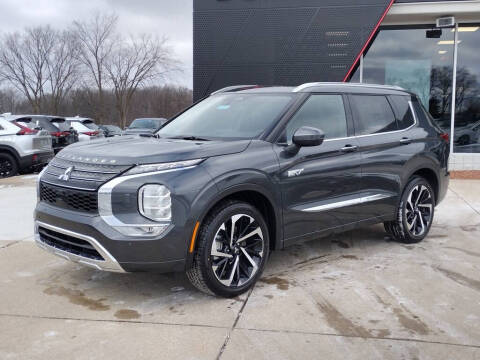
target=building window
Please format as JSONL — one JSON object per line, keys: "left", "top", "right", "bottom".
{"left": 453, "top": 25, "right": 480, "bottom": 153}
{"left": 350, "top": 26, "right": 455, "bottom": 136}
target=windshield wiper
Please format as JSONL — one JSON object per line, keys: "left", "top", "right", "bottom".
{"left": 169, "top": 135, "right": 211, "bottom": 141}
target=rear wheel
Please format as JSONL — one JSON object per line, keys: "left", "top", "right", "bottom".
{"left": 187, "top": 200, "right": 269, "bottom": 297}
{"left": 384, "top": 176, "right": 435, "bottom": 244}
{"left": 0, "top": 153, "right": 18, "bottom": 178}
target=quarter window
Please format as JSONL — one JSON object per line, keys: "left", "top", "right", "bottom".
{"left": 389, "top": 95, "right": 415, "bottom": 130}
{"left": 286, "top": 95, "right": 347, "bottom": 142}
{"left": 351, "top": 95, "right": 397, "bottom": 135}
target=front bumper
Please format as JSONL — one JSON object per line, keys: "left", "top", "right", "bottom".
{"left": 34, "top": 202, "right": 188, "bottom": 273}
{"left": 35, "top": 220, "right": 125, "bottom": 272}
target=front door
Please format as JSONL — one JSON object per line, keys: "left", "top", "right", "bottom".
{"left": 273, "top": 94, "right": 363, "bottom": 244}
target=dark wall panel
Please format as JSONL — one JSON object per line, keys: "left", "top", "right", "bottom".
{"left": 193, "top": 0, "right": 393, "bottom": 100}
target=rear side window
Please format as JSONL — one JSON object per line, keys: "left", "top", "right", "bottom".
{"left": 389, "top": 95, "right": 415, "bottom": 130}
{"left": 286, "top": 94, "right": 347, "bottom": 142}
{"left": 350, "top": 95, "right": 397, "bottom": 136}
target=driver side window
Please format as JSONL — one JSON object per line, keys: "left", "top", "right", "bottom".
{"left": 285, "top": 94, "right": 347, "bottom": 143}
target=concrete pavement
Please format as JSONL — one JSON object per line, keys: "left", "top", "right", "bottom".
{"left": 0, "top": 176, "right": 479, "bottom": 359}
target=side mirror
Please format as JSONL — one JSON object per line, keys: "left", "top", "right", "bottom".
{"left": 292, "top": 126, "right": 325, "bottom": 147}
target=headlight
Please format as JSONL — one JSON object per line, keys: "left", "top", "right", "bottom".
{"left": 124, "top": 159, "right": 204, "bottom": 176}
{"left": 138, "top": 184, "right": 171, "bottom": 222}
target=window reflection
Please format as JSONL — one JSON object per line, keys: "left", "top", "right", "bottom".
{"left": 350, "top": 27, "right": 454, "bottom": 133}
{"left": 453, "top": 25, "right": 480, "bottom": 153}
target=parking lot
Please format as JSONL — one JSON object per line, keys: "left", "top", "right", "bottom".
{"left": 0, "top": 175, "right": 479, "bottom": 359}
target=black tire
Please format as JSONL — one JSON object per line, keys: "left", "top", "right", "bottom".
{"left": 186, "top": 200, "right": 269, "bottom": 297}
{"left": 0, "top": 152, "right": 18, "bottom": 178}
{"left": 384, "top": 176, "right": 435, "bottom": 244}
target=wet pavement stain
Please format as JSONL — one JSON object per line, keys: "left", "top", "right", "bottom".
{"left": 114, "top": 309, "right": 141, "bottom": 320}
{"left": 316, "top": 298, "right": 371, "bottom": 337}
{"left": 340, "top": 255, "right": 359, "bottom": 260}
{"left": 373, "top": 293, "right": 430, "bottom": 335}
{"left": 443, "top": 247, "right": 480, "bottom": 258}
{"left": 437, "top": 267, "right": 480, "bottom": 292}
{"left": 260, "top": 276, "right": 290, "bottom": 290}
{"left": 332, "top": 240, "right": 350, "bottom": 249}
{"left": 393, "top": 307, "right": 430, "bottom": 335}
{"left": 44, "top": 286, "right": 110, "bottom": 311}
{"left": 294, "top": 254, "right": 330, "bottom": 266}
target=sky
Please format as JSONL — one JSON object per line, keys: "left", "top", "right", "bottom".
{"left": 0, "top": 0, "right": 193, "bottom": 88}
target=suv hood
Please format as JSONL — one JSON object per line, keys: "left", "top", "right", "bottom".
{"left": 59, "top": 136, "right": 251, "bottom": 165}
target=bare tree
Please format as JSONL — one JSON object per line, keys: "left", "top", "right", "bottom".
{"left": 105, "top": 35, "right": 174, "bottom": 128}
{"left": 45, "top": 30, "right": 81, "bottom": 114}
{"left": 0, "top": 26, "right": 55, "bottom": 113}
{"left": 74, "top": 12, "right": 118, "bottom": 122}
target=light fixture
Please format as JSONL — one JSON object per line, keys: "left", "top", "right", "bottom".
{"left": 438, "top": 50, "right": 447, "bottom": 54}
{"left": 437, "top": 40, "right": 462, "bottom": 45}
{"left": 452, "top": 27, "right": 479, "bottom": 32}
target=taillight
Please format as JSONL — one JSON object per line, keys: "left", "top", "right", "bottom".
{"left": 14, "top": 122, "right": 38, "bottom": 135}
{"left": 439, "top": 133, "right": 449, "bottom": 143}
{"left": 51, "top": 131, "right": 68, "bottom": 137}
{"left": 83, "top": 131, "right": 99, "bottom": 136}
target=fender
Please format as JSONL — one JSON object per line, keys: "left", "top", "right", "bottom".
{"left": 185, "top": 173, "right": 284, "bottom": 266}
{"left": 0, "top": 144, "right": 21, "bottom": 164}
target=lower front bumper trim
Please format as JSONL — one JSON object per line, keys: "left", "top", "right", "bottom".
{"left": 34, "top": 220, "right": 126, "bottom": 273}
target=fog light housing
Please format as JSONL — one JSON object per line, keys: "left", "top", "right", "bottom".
{"left": 138, "top": 184, "right": 171, "bottom": 222}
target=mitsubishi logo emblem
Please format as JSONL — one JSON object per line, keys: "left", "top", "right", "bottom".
{"left": 59, "top": 166, "right": 74, "bottom": 181}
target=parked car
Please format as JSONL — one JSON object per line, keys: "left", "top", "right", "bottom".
{"left": 66, "top": 116, "right": 105, "bottom": 139}
{"left": 6, "top": 115, "right": 76, "bottom": 154}
{"left": 123, "top": 118, "right": 167, "bottom": 136}
{"left": 34, "top": 83, "right": 449, "bottom": 297}
{"left": 453, "top": 120, "right": 480, "bottom": 146}
{"left": 66, "top": 120, "right": 103, "bottom": 142}
{"left": 0, "top": 117, "right": 53, "bottom": 178}
{"left": 99, "top": 125, "right": 122, "bottom": 137}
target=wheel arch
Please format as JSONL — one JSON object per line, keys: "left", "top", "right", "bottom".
{"left": 0, "top": 145, "right": 21, "bottom": 166}
{"left": 187, "top": 183, "right": 283, "bottom": 266}
{"left": 406, "top": 166, "right": 439, "bottom": 205}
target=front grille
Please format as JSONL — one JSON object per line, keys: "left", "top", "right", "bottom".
{"left": 38, "top": 226, "right": 104, "bottom": 261}
{"left": 40, "top": 182, "right": 98, "bottom": 213}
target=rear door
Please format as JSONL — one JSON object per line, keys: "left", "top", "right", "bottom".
{"left": 273, "top": 93, "right": 363, "bottom": 244}
{"left": 350, "top": 94, "right": 418, "bottom": 221}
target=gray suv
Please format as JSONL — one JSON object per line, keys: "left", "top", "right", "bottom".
{"left": 34, "top": 83, "right": 449, "bottom": 297}
{"left": 0, "top": 117, "right": 53, "bottom": 177}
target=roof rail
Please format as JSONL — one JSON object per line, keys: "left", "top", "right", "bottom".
{"left": 292, "top": 82, "right": 405, "bottom": 92}
{"left": 211, "top": 85, "right": 259, "bottom": 95}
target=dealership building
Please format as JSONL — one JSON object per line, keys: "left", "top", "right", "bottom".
{"left": 194, "top": 0, "right": 480, "bottom": 170}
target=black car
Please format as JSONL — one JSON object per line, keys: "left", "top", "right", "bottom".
{"left": 123, "top": 118, "right": 167, "bottom": 136}
{"left": 99, "top": 125, "right": 122, "bottom": 137}
{"left": 34, "top": 83, "right": 449, "bottom": 297}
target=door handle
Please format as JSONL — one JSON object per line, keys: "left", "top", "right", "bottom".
{"left": 340, "top": 144, "right": 358, "bottom": 153}
{"left": 400, "top": 137, "right": 411, "bottom": 145}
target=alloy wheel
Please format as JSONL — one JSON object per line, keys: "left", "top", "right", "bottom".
{"left": 0, "top": 158, "right": 13, "bottom": 178}
{"left": 405, "top": 185, "right": 433, "bottom": 237}
{"left": 210, "top": 213, "right": 264, "bottom": 287}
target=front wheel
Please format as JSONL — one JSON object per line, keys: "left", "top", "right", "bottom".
{"left": 186, "top": 200, "right": 269, "bottom": 297}
{"left": 384, "top": 176, "right": 435, "bottom": 244}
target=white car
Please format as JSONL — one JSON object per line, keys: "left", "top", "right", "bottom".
{"left": 66, "top": 117, "right": 105, "bottom": 140}
{"left": 0, "top": 117, "right": 54, "bottom": 177}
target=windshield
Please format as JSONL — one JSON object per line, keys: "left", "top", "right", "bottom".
{"left": 158, "top": 94, "right": 294, "bottom": 140}
{"left": 129, "top": 118, "right": 163, "bottom": 129}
